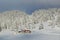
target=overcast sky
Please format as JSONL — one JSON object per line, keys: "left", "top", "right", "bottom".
{"left": 0, "top": 0, "right": 60, "bottom": 14}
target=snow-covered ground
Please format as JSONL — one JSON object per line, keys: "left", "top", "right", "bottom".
{"left": 0, "top": 29, "right": 60, "bottom": 40}
{"left": 0, "top": 31, "right": 60, "bottom": 40}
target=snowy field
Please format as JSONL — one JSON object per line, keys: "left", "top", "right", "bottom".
{"left": 0, "top": 30, "right": 60, "bottom": 40}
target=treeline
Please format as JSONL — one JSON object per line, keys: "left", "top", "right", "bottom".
{"left": 0, "top": 8, "right": 60, "bottom": 32}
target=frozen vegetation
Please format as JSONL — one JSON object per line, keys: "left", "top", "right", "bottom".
{"left": 0, "top": 8, "right": 60, "bottom": 40}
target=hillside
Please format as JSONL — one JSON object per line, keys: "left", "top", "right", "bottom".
{"left": 0, "top": 8, "right": 60, "bottom": 33}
